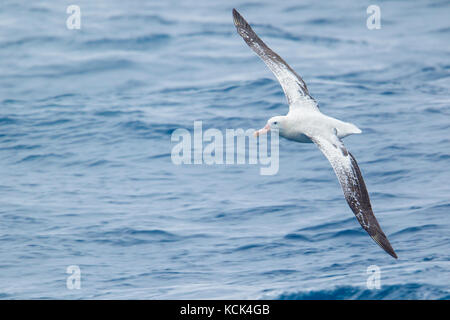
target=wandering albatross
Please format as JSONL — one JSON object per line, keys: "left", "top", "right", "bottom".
{"left": 232, "top": 9, "right": 397, "bottom": 259}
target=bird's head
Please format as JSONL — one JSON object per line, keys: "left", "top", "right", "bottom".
{"left": 254, "top": 116, "right": 286, "bottom": 137}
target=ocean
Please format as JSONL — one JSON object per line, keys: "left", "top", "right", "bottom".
{"left": 0, "top": 0, "right": 449, "bottom": 299}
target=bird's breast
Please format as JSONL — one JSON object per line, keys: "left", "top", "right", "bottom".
{"left": 281, "top": 131, "right": 313, "bottom": 143}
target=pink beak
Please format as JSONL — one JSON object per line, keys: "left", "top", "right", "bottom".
{"left": 254, "top": 124, "right": 271, "bottom": 137}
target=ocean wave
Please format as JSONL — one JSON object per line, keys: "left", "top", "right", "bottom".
{"left": 83, "top": 34, "right": 170, "bottom": 50}
{"left": 277, "top": 283, "right": 450, "bottom": 300}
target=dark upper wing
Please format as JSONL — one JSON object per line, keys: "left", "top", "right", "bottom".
{"left": 232, "top": 8, "right": 313, "bottom": 107}
{"left": 311, "top": 134, "right": 398, "bottom": 259}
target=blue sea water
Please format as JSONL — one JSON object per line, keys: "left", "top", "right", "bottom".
{"left": 0, "top": 0, "right": 449, "bottom": 299}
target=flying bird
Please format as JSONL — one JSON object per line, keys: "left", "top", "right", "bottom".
{"left": 232, "top": 8, "right": 397, "bottom": 259}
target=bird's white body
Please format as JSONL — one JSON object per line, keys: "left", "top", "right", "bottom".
{"left": 281, "top": 102, "right": 362, "bottom": 143}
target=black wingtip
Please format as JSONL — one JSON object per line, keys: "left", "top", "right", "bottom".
{"left": 232, "top": 8, "right": 239, "bottom": 26}
{"left": 371, "top": 233, "right": 398, "bottom": 259}
{"left": 232, "top": 8, "right": 246, "bottom": 28}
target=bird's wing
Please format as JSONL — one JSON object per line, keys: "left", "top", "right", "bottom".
{"left": 310, "top": 134, "right": 397, "bottom": 259}
{"left": 232, "top": 9, "right": 316, "bottom": 109}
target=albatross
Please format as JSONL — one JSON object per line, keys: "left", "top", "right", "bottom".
{"left": 232, "top": 9, "right": 397, "bottom": 259}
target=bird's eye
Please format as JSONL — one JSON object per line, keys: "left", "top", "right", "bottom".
{"left": 273, "top": 121, "right": 278, "bottom": 125}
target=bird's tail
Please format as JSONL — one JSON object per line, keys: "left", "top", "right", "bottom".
{"left": 336, "top": 121, "right": 362, "bottom": 138}
{"left": 346, "top": 122, "right": 362, "bottom": 134}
